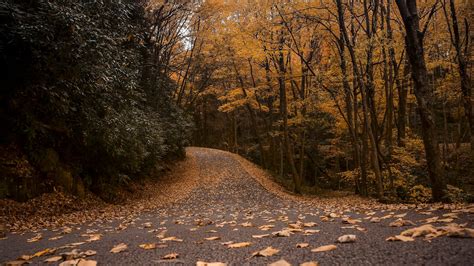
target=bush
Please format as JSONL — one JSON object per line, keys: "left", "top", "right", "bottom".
{"left": 0, "top": 0, "right": 191, "bottom": 200}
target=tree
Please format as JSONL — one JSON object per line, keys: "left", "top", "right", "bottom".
{"left": 395, "top": 0, "right": 447, "bottom": 201}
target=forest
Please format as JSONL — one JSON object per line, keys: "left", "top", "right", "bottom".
{"left": 0, "top": 0, "right": 473, "bottom": 265}
{"left": 182, "top": 0, "right": 473, "bottom": 203}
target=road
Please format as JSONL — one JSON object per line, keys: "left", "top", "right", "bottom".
{"left": 1, "top": 148, "right": 473, "bottom": 265}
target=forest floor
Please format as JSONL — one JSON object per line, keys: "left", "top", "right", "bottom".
{"left": 1, "top": 147, "right": 473, "bottom": 265}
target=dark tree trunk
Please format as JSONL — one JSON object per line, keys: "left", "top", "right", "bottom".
{"left": 395, "top": 0, "right": 447, "bottom": 201}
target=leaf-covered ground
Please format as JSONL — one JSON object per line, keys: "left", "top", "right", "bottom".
{"left": 1, "top": 147, "right": 473, "bottom": 265}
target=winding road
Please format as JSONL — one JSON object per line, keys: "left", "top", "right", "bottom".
{"left": 1, "top": 148, "right": 473, "bottom": 265}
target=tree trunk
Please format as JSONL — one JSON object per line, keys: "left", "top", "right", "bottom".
{"left": 396, "top": 0, "right": 447, "bottom": 201}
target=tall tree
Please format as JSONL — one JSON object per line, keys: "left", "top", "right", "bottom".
{"left": 395, "top": 0, "right": 447, "bottom": 201}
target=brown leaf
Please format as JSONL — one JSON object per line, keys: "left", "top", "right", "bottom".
{"left": 389, "top": 219, "right": 415, "bottom": 227}
{"left": 196, "top": 262, "right": 227, "bottom": 266}
{"left": 5, "top": 261, "right": 28, "bottom": 266}
{"left": 386, "top": 235, "right": 415, "bottom": 242}
{"left": 86, "top": 234, "right": 101, "bottom": 242}
{"left": 110, "top": 243, "right": 127, "bottom": 253}
{"left": 44, "top": 256, "right": 62, "bottom": 263}
{"left": 252, "top": 246, "right": 279, "bottom": 257}
{"left": 337, "top": 234, "right": 356, "bottom": 243}
{"left": 311, "top": 244, "right": 337, "bottom": 252}
{"left": 252, "top": 234, "right": 269, "bottom": 239}
{"left": 272, "top": 229, "right": 292, "bottom": 237}
{"left": 268, "top": 259, "right": 292, "bottom": 266}
{"left": 27, "top": 233, "right": 42, "bottom": 243}
{"left": 296, "top": 243, "right": 309, "bottom": 248}
{"left": 162, "top": 253, "right": 179, "bottom": 260}
{"left": 162, "top": 236, "right": 183, "bottom": 242}
{"left": 303, "top": 222, "right": 318, "bottom": 227}
{"left": 228, "top": 242, "right": 251, "bottom": 248}
{"left": 300, "top": 262, "right": 319, "bottom": 266}
{"left": 139, "top": 243, "right": 156, "bottom": 250}
{"left": 401, "top": 224, "right": 438, "bottom": 238}
{"left": 204, "top": 236, "right": 221, "bottom": 241}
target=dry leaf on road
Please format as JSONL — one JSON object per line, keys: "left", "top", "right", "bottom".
{"left": 139, "top": 243, "right": 156, "bottom": 250}
{"left": 110, "top": 243, "right": 127, "bottom": 253}
{"left": 337, "top": 234, "right": 356, "bottom": 243}
{"left": 251, "top": 246, "right": 279, "bottom": 257}
{"left": 162, "top": 253, "right": 179, "bottom": 260}
{"left": 297, "top": 243, "right": 309, "bottom": 248}
{"left": 269, "top": 259, "right": 291, "bottom": 266}
{"left": 386, "top": 235, "right": 415, "bottom": 242}
{"left": 228, "top": 242, "right": 251, "bottom": 248}
{"left": 311, "top": 244, "right": 337, "bottom": 252}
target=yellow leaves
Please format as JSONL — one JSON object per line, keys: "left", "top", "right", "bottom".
{"left": 311, "top": 244, "right": 337, "bottom": 252}
{"left": 110, "top": 243, "right": 127, "bottom": 253}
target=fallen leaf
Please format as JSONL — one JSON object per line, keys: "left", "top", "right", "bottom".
{"left": 269, "top": 259, "right": 291, "bottom": 266}
{"left": 86, "top": 234, "right": 101, "bottom": 242}
{"left": 342, "top": 218, "right": 361, "bottom": 224}
{"left": 5, "top": 261, "right": 28, "bottom": 266}
{"left": 401, "top": 224, "right": 438, "bottom": 238}
{"left": 156, "top": 230, "right": 167, "bottom": 239}
{"left": 228, "top": 242, "right": 251, "bottom": 248}
{"left": 139, "top": 243, "right": 156, "bottom": 250}
{"left": 300, "top": 262, "right": 319, "bottom": 266}
{"left": 386, "top": 235, "right": 415, "bottom": 242}
{"left": 337, "top": 234, "right": 356, "bottom": 243}
{"left": 44, "top": 256, "right": 62, "bottom": 263}
{"left": 311, "top": 244, "right": 337, "bottom": 252}
{"left": 110, "top": 243, "right": 127, "bottom": 253}
{"left": 259, "top": 224, "right": 275, "bottom": 231}
{"left": 272, "top": 229, "right": 292, "bottom": 237}
{"left": 241, "top": 222, "right": 253, "bottom": 227}
{"left": 303, "top": 222, "right": 318, "bottom": 227}
{"left": 196, "top": 262, "right": 227, "bottom": 266}
{"left": 142, "top": 222, "right": 152, "bottom": 228}
{"left": 252, "top": 246, "right": 279, "bottom": 257}
{"left": 83, "top": 250, "right": 97, "bottom": 257}
{"left": 296, "top": 243, "right": 309, "bottom": 248}
{"left": 33, "top": 248, "right": 55, "bottom": 258}
{"left": 162, "top": 253, "right": 179, "bottom": 260}
{"left": 252, "top": 234, "right": 269, "bottom": 239}
{"left": 304, "top": 229, "right": 320, "bottom": 235}
{"left": 77, "top": 260, "right": 97, "bottom": 266}
{"left": 205, "top": 236, "right": 221, "bottom": 241}
{"left": 389, "top": 219, "right": 415, "bottom": 227}
{"left": 27, "top": 233, "right": 42, "bottom": 243}
{"left": 162, "top": 236, "right": 183, "bottom": 242}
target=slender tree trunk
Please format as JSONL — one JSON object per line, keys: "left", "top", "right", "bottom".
{"left": 278, "top": 34, "right": 302, "bottom": 194}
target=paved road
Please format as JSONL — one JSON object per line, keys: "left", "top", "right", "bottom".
{"left": 1, "top": 148, "right": 473, "bottom": 265}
